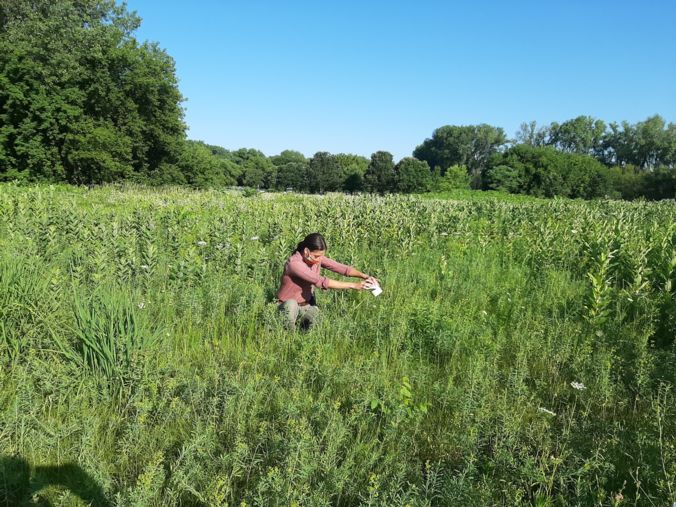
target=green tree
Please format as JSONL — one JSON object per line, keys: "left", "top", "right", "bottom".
{"left": 482, "top": 164, "right": 526, "bottom": 194}
{"left": 335, "top": 153, "right": 369, "bottom": 190}
{"left": 413, "top": 124, "right": 507, "bottom": 187}
{"left": 0, "top": 0, "right": 185, "bottom": 183}
{"left": 548, "top": 116, "right": 606, "bottom": 157}
{"left": 270, "top": 150, "right": 307, "bottom": 167}
{"left": 307, "top": 152, "right": 342, "bottom": 193}
{"left": 343, "top": 172, "right": 364, "bottom": 193}
{"left": 604, "top": 165, "right": 644, "bottom": 200}
{"left": 643, "top": 167, "right": 676, "bottom": 199}
{"left": 592, "top": 115, "right": 675, "bottom": 169}
{"left": 229, "top": 148, "right": 275, "bottom": 188}
{"left": 63, "top": 120, "right": 133, "bottom": 183}
{"left": 515, "top": 121, "right": 549, "bottom": 147}
{"left": 364, "top": 151, "right": 395, "bottom": 194}
{"left": 433, "top": 164, "right": 471, "bottom": 191}
{"left": 276, "top": 161, "right": 309, "bottom": 191}
{"left": 201, "top": 143, "right": 241, "bottom": 185}
{"left": 394, "top": 157, "right": 431, "bottom": 193}
{"left": 175, "top": 141, "right": 225, "bottom": 188}
{"left": 271, "top": 150, "right": 308, "bottom": 190}
{"left": 485, "top": 145, "right": 611, "bottom": 199}
{"left": 632, "top": 115, "right": 673, "bottom": 169}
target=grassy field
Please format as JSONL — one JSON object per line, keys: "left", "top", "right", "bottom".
{"left": 0, "top": 183, "right": 674, "bottom": 506}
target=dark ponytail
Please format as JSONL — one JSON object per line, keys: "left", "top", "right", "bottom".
{"left": 295, "top": 232, "right": 327, "bottom": 253}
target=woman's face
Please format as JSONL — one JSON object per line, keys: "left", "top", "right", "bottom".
{"left": 303, "top": 248, "right": 325, "bottom": 265}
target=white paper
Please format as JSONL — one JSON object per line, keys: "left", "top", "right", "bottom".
{"left": 364, "top": 279, "right": 382, "bottom": 297}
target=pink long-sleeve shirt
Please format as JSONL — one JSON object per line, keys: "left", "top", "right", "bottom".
{"left": 277, "top": 251, "right": 352, "bottom": 304}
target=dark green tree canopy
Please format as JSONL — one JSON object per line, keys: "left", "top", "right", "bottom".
{"left": 226, "top": 148, "right": 276, "bottom": 188}
{"left": 515, "top": 115, "right": 675, "bottom": 170}
{"left": 270, "top": 150, "right": 307, "bottom": 167}
{"left": 605, "top": 115, "right": 675, "bottom": 169}
{"left": 308, "top": 152, "right": 342, "bottom": 193}
{"left": 484, "top": 145, "right": 611, "bottom": 199}
{"left": 275, "top": 161, "right": 309, "bottom": 191}
{"left": 413, "top": 124, "right": 507, "bottom": 186}
{"left": 394, "top": 157, "right": 431, "bottom": 193}
{"left": 364, "top": 151, "right": 395, "bottom": 194}
{"left": 548, "top": 116, "right": 607, "bottom": 157}
{"left": 0, "top": 0, "right": 186, "bottom": 183}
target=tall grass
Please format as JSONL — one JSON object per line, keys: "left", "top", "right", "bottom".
{"left": 0, "top": 183, "right": 673, "bottom": 505}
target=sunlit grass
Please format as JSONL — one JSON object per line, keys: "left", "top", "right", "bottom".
{"left": 0, "top": 183, "right": 674, "bottom": 505}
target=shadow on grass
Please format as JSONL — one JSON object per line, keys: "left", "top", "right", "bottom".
{"left": 0, "top": 455, "right": 109, "bottom": 506}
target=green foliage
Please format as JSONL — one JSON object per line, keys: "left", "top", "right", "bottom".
{"left": 0, "top": 0, "right": 186, "bottom": 183}
{"left": 433, "top": 164, "right": 471, "bottom": 191}
{"left": 605, "top": 115, "right": 676, "bottom": 169}
{"left": 343, "top": 172, "right": 364, "bottom": 193}
{"left": 413, "top": 124, "right": 507, "bottom": 187}
{"left": 268, "top": 151, "right": 308, "bottom": 191}
{"left": 335, "top": 153, "right": 369, "bottom": 190}
{"left": 643, "top": 166, "right": 676, "bottom": 200}
{"left": 604, "top": 165, "right": 645, "bottom": 200}
{"left": 484, "top": 145, "right": 612, "bottom": 198}
{"left": 274, "top": 161, "right": 307, "bottom": 191}
{"left": 1, "top": 184, "right": 674, "bottom": 505}
{"left": 146, "top": 162, "right": 186, "bottom": 186}
{"left": 364, "top": 150, "right": 395, "bottom": 194}
{"left": 176, "top": 141, "right": 226, "bottom": 188}
{"left": 394, "top": 157, "right": 431, "bottom": 193}
{"left": 64, "top": 120, "right": 133, "bottom": 183}
{"left": 69, "top": 288, "right": 160, "bottom": 388}
{"left": 548, "top": 115, "right": 607, "bottom": 157}
{"left": 308, "top": 151, "right": 342, "bottom": 193}
{"left": 515, "top": 120, "right": 549, "bottom": 147}
{"left": 515, "top": 115, "right": 676, "bottom": 170}
{"left": 270, "top": 149, "right": 307, "bottom": 167}
{"left": 228, "top": 148, "right": 275, "bottom": 188}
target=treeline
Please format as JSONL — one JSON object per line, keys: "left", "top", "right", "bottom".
{"left": 181, "top": 144, "right": 434, "bottom": 195}
{"left": 414, "top": 120, "right": 675, "bottom": 200}
{"left": 1, "top": 1, "right": 674, "bottom": 200}
{"left": 0, "top": 0, "right": 185, "bottom": 184}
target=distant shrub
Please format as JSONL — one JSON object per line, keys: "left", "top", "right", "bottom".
{"left": 434, "top": 164, "right": 471, "bottom": 191}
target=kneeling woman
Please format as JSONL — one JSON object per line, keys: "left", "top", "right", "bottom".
{"left": 277, "top": 232, "right": 376, "bottom": 331}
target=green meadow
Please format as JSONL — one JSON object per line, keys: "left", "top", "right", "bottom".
{"left": 0, "top": 183, "right": 674, "bottom": 506}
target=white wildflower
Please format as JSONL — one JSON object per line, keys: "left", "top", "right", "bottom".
{"left": 440, "top": 232, "right": 449, "bottom": 236}
{"left": 538, "top": 407, "right": 556, "bottom": 416}
{"left": 138, "top": 301, "right": 145, "bottom": 309}
{"left": 250, "top": 236, "right": 259, "bottom": 241}
{"left": 196, "top": 240, "right": 207, "bottom": 247}
{"left": 140, "top": 264, "right": 149, "bottom": 270}
{"left": 570, "top": 381, "right": 586, "bottom": 391}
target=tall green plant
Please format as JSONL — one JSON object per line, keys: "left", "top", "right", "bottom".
{"left": 69, "top": 289, "right": 160, "bottom": 385}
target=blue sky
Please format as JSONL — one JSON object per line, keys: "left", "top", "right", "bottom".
{"left": 124, "top": 0, "right": 676, "bottom": 160}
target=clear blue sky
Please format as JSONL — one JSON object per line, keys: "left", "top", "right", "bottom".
{"left": 124, "top": 0, "right": 676, "bottom": 160}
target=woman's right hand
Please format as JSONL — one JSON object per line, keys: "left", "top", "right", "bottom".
{"left": 353, "top": 280, "right": 368, "bottom": 290}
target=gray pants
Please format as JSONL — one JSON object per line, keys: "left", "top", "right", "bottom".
{"left": 279, "top": 300, "right": 319, "bottom": 331}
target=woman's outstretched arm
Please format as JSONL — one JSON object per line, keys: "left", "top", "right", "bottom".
{"left": 326, "top": 278, "right": 368, "bottom": 290}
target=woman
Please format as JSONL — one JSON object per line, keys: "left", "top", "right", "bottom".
{"left": 277, "top": 232, "right": 377, "bottom": 331}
